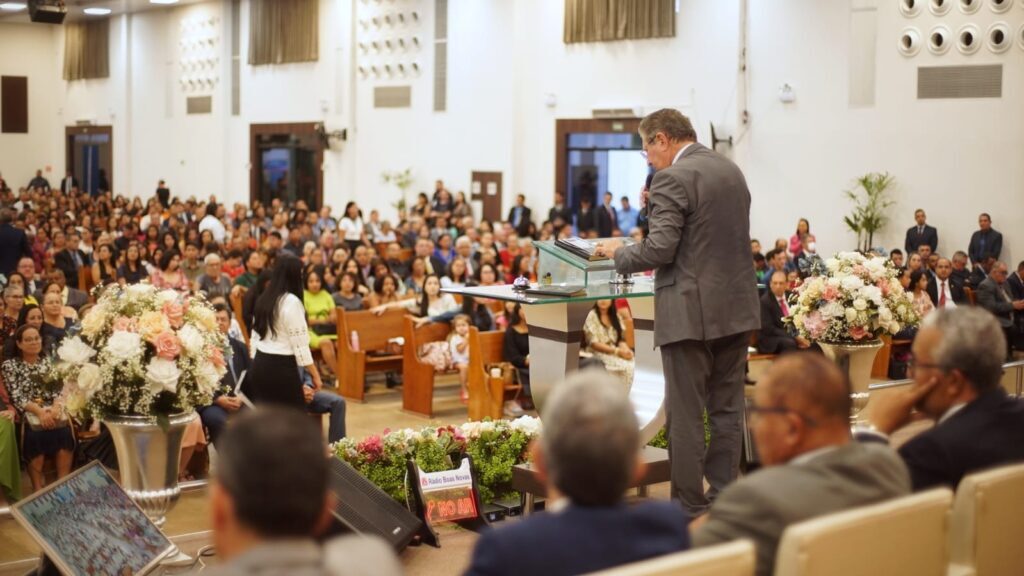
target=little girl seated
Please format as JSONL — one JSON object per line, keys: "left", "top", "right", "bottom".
{"left": 449, "top": 314, "right": 472, "bottom": 404}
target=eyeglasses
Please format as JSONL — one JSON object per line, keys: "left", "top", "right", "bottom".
{"left": 906, "top": 358, "right": 944, "bottom": 374}
{"left": 640, "top": 134, "right": 660, "bottom": 160}
{"left": 748, "top": 402, "right": 818, "bottom": 427}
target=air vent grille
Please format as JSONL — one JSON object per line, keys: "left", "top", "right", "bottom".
{"left": 917, "top": 64, "right": 1001, "bottom": 99}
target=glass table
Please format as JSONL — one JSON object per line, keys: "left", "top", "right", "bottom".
{"left": 446, "top": 276, "right": 665, "bottom": 444}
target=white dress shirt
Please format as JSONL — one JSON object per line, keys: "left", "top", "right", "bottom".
{"left": 936, "top": 279, "right": 957, "bottom": 309}
{"left": 249, "top": 293, "right": 314, "bottom": 366}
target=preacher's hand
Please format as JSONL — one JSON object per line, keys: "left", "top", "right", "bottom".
{"left": 595, "top": 239, "right": 624, "bottom": 259}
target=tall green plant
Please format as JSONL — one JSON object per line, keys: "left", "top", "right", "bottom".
{"left": 381, "top": 168, "right": 414, "bottom": 216}
{"left": 843, "top": 172, "right": 896, "bottom": 252}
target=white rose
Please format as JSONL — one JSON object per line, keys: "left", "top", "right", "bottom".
{"left": 127, "top": 283, "right": 155, "bottom": 298}
{"left": 860, "top": 285, "right": 883, "bottom": 306}
{"left": 841, "top": 275, "right": 864, "bottom": 292}
{"left": 845, "top": 307, "right": 858, "bottom": 322}
{"left": 106, "top": 330, "right": 144, "bottom": 360}
{"left": 196, "top": 362, "right": 222, "bottom": 395}
{"left": 146, "top": 358, "right": 181, "bottom": 395}
{"left": 853, "top": 298, "right": 868, "bottom": 311}
{"left": 827, "top": 277, "right": 842, "bottom": 288}
{"left": 177, "top": 325, "right": 205, "bottom": 356}
{"left": 889, "top": 322, "right": 901, "bottom": 335}
{"left": 879, "top": 307, "right": 893, "bottom": 322}
{"left": 57, "top": 337, "right": 97, "bottom": 365}
{"left": 76, "top": 363, "right": 103, "bottom": 398}
{"left": 157, "top": 290, "right": 179, "bottom": 305}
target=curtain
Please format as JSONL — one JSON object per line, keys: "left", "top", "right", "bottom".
{"left": 63, "top": 21, "right": 110, "bottom": 81}
{"left": 563, "top": 0, "right": 676, "bottom": 44}
{"left": 248, "top": 0, "right": 319, "bottom": 65}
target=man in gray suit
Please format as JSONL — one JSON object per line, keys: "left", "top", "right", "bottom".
{"left": 206, "top": 408, "right": 401, "bottom": 576}
{"left": 974, "top": 261, "right": 1024, "bottom": 354}
{"left": 597, "top": 109, "right": 760, "bottom": 516}
{"left": 691, "top": 354, "right": 910, "bottom": 576}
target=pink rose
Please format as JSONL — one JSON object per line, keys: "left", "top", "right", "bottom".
{"left": 803, "top": 311, "right": 827, "bottom": 340}
{"left": 822, "top": 286, "right": 839, "bottom": 301}
{"left": 112, "top": 316, "right": 135, "bottom": 332}
{"left": 853, "top": 265, "right": 866, "bottom": 277}
{"left": 163, "top": 301, "right": 184, "bottom": 329}
{"left": 152, "top": 330, "right": 182, "bottom": 360}
{"left": 849, "top": 325, "right": 868, "bottom": 340}
{"left": 876, "top": 280, "right": 890, "bottom": 297}
{"left": 210, "top": 347, "right": 226, "bottom": 368}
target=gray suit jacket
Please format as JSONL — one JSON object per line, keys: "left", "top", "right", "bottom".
{"left": 975, "top": 277, "right": 1015, "bottom": 328}
{"left": 613, "top": 142, "right": 759, "bottom": 345}
{"left": 692, "top": 443, "right": 910, "bottom": 576}
{"left": 203, "top": 536, "right": 402, "bottom": 576}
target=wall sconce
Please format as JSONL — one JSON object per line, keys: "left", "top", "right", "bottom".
{"left": 778, "top": 83, "right": 796, "bottom": 103}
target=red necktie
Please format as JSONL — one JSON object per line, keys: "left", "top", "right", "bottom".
{"left": 779, "top": 298, "right": 790, "bottom": 317}
{"left": 939, "top": 281, "right": 946, "bottom": 307}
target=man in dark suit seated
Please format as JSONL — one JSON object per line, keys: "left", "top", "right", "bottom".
{"left": 951, "top": 251, "right": 971, "bottom": 287}
{"left": 198, "top": 304, "right": 248, "bottom": 447}
{"left": 969, "top": 255, "right": 995, "bottom": 289}
{"left": 206, "top": 409, "right": 401, "bottom": 576}
{"left": 53, "top": 229, "right": 89, "bottom": 291}
{"left": 973, "top": 262, "right": 1024, "bottom": 353}
{"left": 904, "top": 209, "right": 938, "bottom": 255}
{"left": 758, "top": 271, "right": 810, "bottom": 354}
{"left": 926, "top": 258, "right": 965, "bottom": 309}
{"left": 691, "top": 354, "right": 910, "bottom": 576}
{"left": 864, "top": 308, "right": 1024, "bottom": 491}
{"left": 465, "top": 371, "right": 690, "bottom": 576}
{"left": 42, "top": 269, "right": 88, "bottom": 312}
{"left": 1008, "top": 260, "right": 1024, "bottom": 301}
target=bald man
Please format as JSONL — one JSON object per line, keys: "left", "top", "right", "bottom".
{"left": 691, "top": 354, "right": 910, "bottom": 576}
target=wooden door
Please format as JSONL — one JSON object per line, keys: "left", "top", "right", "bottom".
{"left": 470, "top": 171, "right": 502, "bottom": 224}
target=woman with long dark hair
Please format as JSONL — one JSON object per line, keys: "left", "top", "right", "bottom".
{"left": 583, "top": 299, "right": 634, "bottom": 386}
{"left": 246, "top": 255, "right": 323, "bottom": 407}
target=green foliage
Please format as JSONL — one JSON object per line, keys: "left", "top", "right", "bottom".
{"left": 465, "top": 428, "right": 533, "bottom": 503}
{"left": 646, "top": 411, "right": 711, "bottom": 450}
{"left": 844, "top": 172, "right": 896, "bottom": 252}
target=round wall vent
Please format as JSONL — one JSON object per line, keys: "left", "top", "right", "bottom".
{"left": 959, "top": 0, "right": 981, "bottom": 13}
{"left": 900, "top": 0, "right": 923, "bottom": 17}
{"left": 987, "top": 22, "right": 1011, "bottom": 52}
{"left": 958, "top": 24, "right": 981, "bottom": 53}
{"left": 929, "top": 25, "right": 952, "bottom": 54}
{"left": 899, "top": 27, "right": 923, "bottom": 56}
{"left": 988, "top": 0, "right": 1012, "bottom": 12}
{"left": 930, "top": 0, "right": 952, "bottom": 15}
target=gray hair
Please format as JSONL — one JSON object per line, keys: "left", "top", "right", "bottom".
{"left": 3, "top": 285, "right": 23, "bottom": 298}
{"left": 541, "top": 370, "right": 639, "bottom": 506}
{"left": 638, "top": 108, "right": 697, "bottom": 144}
{"left": 204, "top": 253, "right": 222, "bottom": 265}
{"left": 922, "top": 307, "right": 1005, "bottom": 391}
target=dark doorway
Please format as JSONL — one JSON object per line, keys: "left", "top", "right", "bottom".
{"left": 470, "top": 171, "right": 502, "bottom": 224}
{"left": 554, "top": 119, "right": 647, "bottom": 230}
{"left": 250, "top": 123, "right": 324, "bottom": 210}
{"left": 66, "top": 125, "right": 112, "bottom": 196}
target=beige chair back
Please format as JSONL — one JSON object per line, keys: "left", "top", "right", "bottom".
{"left": 586, "top": 540, "right": 755, "bottom": 576}
{"left": 774, "top": 489, "right": 952, "bottom": 576}
{"left": 949, "top": 462, "right": 1024, "bottom": 576}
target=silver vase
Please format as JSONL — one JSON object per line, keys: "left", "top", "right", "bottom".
{"left": 818, "top": 340, "right": 883, "bottom": 423}
{"left": 103, "top": 412, "right": 196, "bottom": 528}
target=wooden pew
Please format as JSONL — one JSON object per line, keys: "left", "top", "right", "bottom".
{"left": 402, "top": 316, "right": 457, "bottom": 417}
{"left": 467, "top": 327, "right": 518, "bottom": 421}
{"left": 77, "top": 267, "right": 96, "bottom": 298}
{"left": 964, "top": 287, "right": 977, "bottom": 305}
{"left": 336, "top": 307, "right": 406, "bottom": 402}
{"left": 229, "top": 287, "right": 249, "bottom": 346}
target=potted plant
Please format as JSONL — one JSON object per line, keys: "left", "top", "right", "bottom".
{"left": 52, "top": 284, "right": 228, "bottom": 527}
{"left": 382, "top": 168, "right": 414, "bottom": 218}
{"left": 786, "top": 252, "right": 918, "bottom": 420}
{"left": 843, "top": 172, "right": 895, "bottom": 252}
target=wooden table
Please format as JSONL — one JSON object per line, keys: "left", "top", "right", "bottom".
{"left": 511, "top": 446, "right": 671, "bottom": 515}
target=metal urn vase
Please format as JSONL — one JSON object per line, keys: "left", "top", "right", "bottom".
{"left": 819, "top": 340, "right": 883, "bottom": 422}
{"left": 104, "top": 412, "right": 196, "bottom": 528}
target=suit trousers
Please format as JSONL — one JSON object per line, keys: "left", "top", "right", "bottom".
{"left": 660, "top": 331, "right": 748, "bottom": 516}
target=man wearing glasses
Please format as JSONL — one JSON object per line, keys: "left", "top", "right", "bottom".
{"left": 690, "top": 354, "right": 909, "bottom": 576}
{"left": 863, "top": 307, "right": 1024, "bottom": 491}
{"left": 596, "top": 109, "right": 760, "bottom": 517}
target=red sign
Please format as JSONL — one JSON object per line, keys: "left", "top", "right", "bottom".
{"left": 423, "top": 487, "right": 478, "bottom": 524}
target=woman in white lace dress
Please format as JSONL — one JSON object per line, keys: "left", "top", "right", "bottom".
{"left": 582, "top": 299, "right": 634, "bottom": 387}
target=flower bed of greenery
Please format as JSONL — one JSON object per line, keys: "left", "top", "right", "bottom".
{"left": 332, "top": 417, "right": 541, "bottom": 504}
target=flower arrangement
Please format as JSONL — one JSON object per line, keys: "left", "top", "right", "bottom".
{"left": 333, "top": 416, "right": 541, "bottom": 504}
{"left": 51, "top": 284, "right": 228, "bottom": 420}
{"left": 787, "top": 251, "right": 918, "bottom": 343}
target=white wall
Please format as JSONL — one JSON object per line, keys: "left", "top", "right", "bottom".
{"left": 0, "top": 23, "right": 60, "bottom": 187}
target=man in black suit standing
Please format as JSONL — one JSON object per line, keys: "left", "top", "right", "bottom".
{"left": 156, "top": 179, "right": 171, "bottom": 209}
{"left": 507, "top": 194, "right": 532, "bottom": 237}
{"left": 547, "top": 191, "right": 573, "bottom": 229}
{"left": 866, "top": 307, "right": 1024, "bottom": 491}
{"left": 27, "top": 169, "right": 50, "bottom": 191}
{"left": 465, "top": 371, "right": 689, "bottom": 576}
{"left": 596, "top": 191, "right": 619, "bottom": 238}
{"left": 59, "top": 170, "right": 79, "bottom": 195}
{"left": 758, "top": 271, "right": 810, "bottom": 354}
{"left": 968, "top": 213, "right": 1002, "bottom": 265}
{"left": 927, "top": 258, "right": 965, "bottom": 309}
{"left": 575, "top": 196, "right": 597, "bottom": 237}
{"left": 0, "top": 209, "right": 31, "bottom": 277}
{"left": 904, "top": 209, "right": 938, "bottom": 255}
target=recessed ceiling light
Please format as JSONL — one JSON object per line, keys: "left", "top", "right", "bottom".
{"left": 84, "top": 7, "right": 111, "bottom": 15}
{"left": 150, "top": 0, "right": 179, "bottom": 4}
{"left": 0, "top": 2, "right": 27, "bottom": 11}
